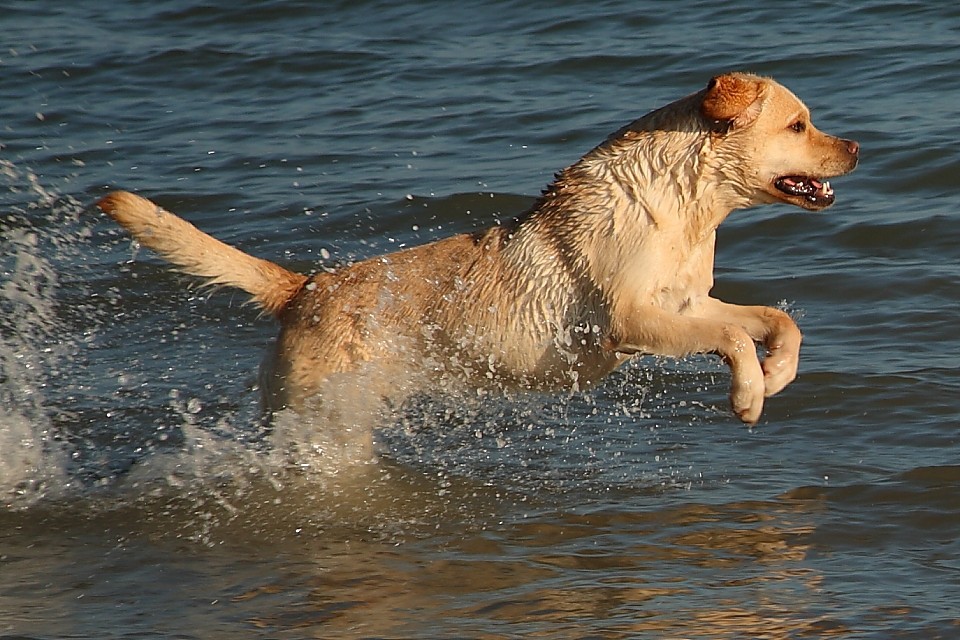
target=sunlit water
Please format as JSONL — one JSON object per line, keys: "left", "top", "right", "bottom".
{"left": 3, "top": 2, "right": 960, "bottom": 637}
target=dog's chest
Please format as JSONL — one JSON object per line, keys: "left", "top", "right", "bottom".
{"left": 616, "top": 229, "right": 717, "bottom": 312}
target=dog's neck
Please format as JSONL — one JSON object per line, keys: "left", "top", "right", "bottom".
{"left": 520, "top": 108, "right": 750, "bottom": 250}
{"left": 496, "top": 103, "right": 761, "bottom": 305}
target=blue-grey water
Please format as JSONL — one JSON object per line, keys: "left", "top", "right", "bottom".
{"left": 3, "top": 1, "right": 960, "bottom": 637}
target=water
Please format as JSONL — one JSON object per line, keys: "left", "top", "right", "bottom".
{"left": 2, "top": 1, "right": 960, "bottom": 637}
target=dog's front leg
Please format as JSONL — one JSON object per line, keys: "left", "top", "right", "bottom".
{"left": 691, "top": 298, "right": 802, "bottom": 397}
{"left": 610, "top": 307, "right": 766, "bottom": 424}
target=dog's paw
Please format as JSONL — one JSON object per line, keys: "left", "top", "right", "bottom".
{"left": 762, "top": 351, "right": 798, "bottom": 396}
{"left": 730, "top": 374, "right": 764, "bottom": 425}
{"left": 728, "top": 350, "right": 765, "bottom": 424}
{"left": 762, "top": 321, "right": 802, "bottom": 397}
{"left": 720, "top": 325, "right": 766, "bottom": 424}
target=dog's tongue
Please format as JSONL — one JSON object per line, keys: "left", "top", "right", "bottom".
{"left": 808, "top": 178, "right": 833, "bottom": 197}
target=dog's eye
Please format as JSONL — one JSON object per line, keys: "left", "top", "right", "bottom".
{"left": 789, "top": 120, "right": 807, "bottom": 133}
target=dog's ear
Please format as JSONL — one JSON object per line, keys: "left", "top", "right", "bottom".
{"left": 700, "top": 73, "right": 765, "bottom": 131}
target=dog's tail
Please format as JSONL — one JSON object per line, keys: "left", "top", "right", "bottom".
{"left": 97, "top": 190, "right": 307, "bottom": 316}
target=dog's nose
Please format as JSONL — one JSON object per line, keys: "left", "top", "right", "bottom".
{"left": 846, "top": 139, "right": 860, "bottom": 155}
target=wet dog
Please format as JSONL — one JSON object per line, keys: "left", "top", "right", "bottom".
{"left": 99, "top": 72, "right": 858, "bottom": 425}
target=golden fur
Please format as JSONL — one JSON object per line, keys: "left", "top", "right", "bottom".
{"left": 98, "top": 72, "right": 858, "bottom": 424}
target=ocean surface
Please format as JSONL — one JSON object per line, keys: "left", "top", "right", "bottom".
{"left": 2, "top": 1, "right": 960, "bottom": 637}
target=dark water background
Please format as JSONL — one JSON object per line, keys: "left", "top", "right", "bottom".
{"left": 3, "top": 1, "right": 960, "bottom": 637}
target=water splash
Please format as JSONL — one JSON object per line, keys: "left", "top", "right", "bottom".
{"left": 0, "top": 160, "right": 84, "bottom": 508}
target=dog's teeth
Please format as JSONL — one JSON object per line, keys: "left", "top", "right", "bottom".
{"left": 823, "top": 181, "right": 832, "bottom": 194}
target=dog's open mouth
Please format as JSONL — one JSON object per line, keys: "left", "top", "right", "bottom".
{"left": 774, "top": 175, "right": 835, "bottom": 208}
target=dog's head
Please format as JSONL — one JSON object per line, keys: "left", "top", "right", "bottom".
{"left": 700, "top": 73, "right": 859, "bottom": 211}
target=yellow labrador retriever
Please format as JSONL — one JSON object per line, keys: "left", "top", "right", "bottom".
{"left": 98, "top": 72, "right": 858, "bottom": 425}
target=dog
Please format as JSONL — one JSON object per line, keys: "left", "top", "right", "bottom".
{"left": 98, "top": 72, "right": 858, "bottom": 426}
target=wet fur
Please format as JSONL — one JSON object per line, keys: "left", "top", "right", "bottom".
{"left": 98, "top": 72, "right": 858, "bottom": 424}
